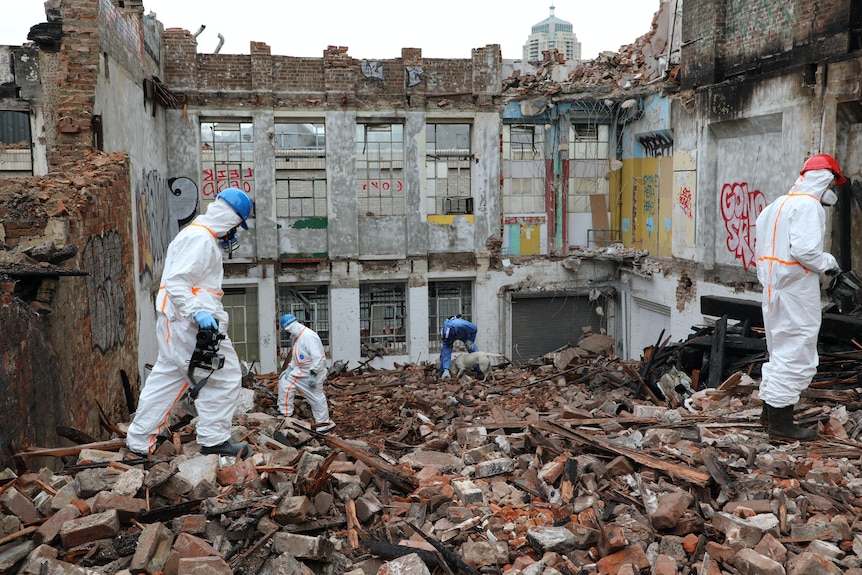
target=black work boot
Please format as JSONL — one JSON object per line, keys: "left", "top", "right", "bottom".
{"left": 201, "top": 440, "right": 251, "bottom": 459}
{"left": 759, "top": 404, "right": 768, "bottom": 428}
{"left": 766, "top": 404, "right": 817, "bottom": 441}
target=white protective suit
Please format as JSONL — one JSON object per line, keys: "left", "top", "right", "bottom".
{"left": 278, "top": 321, "right": 330, "bottom": 424}
{"left": 754, "top": 168, "right": 840, "bottom": 408}
{"left": 126, "top": 199, "right": 244, "bottom": 454}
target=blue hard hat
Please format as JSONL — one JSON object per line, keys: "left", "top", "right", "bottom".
{"left": 217, "top": 188, "right": 252, "bottom": 229}
{"left": 280, "top": 314, "right": 297, "bottom": 330}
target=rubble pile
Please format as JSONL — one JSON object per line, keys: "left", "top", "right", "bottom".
{"left": 4, "top": 331, "right": 862, "bottom": 575}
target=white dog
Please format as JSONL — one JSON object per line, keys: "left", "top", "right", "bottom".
{"left": 451, "top": 352, "right": 509, "bottom": 381}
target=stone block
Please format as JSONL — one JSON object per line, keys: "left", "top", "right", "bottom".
{"left": 216, "top": 458, "right": 259, "bottom": 486}
{"left": 733, "top": 548, "right": 785, "bottom": 575}
{"left": 34, "top": 504, "right": 80, "bottom": 545}
{"left": 272, "top": 532, "right": 335, "bottom": 559}
{"left": 129, "top": 521, "right": 174, "bottom": 575}
{"left": 273, "top": 495, "right": 315, "bottom": 524}
{"left": 90, "top": 492, "right": 147, "bottom": 522}
{"left": 0, "top": 487, "right": 44, "bottom": 524}
{"left": 163, "top": 532, "right": 221, "bottom": 575}
{"left": 172, "top": 514, "right": 207, "bottom": 535}
{"left": 474, "top": 458, "right": 515, "bottom": 478}
{"left": 0, "top": 540, "right": 35, "bottom": 573}
{"left": 651, "top": 491, "right": 694, "bottom": 530}
{"left": 451, "top": 479, "right": 484, "bottom": 505}
{"left": 59, "top": 509, "right": 121, "bottom": 549}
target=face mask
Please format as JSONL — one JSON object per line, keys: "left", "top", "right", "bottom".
{"left": 219, "top": 228, "right": 239, "bottom": 257}
{"left": 821, "top": 189, "right": 838, "bottom": 206}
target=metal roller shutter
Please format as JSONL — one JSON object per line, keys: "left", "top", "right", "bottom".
{"left": 511, "top": 292, "right": 602, "bottom": 363}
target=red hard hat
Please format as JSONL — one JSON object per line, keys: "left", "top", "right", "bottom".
{"left": 801, "top": 154, "right": 847, "bottom": 185}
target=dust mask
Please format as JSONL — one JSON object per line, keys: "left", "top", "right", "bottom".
{"left": 821, "top": 189, "right": 838, "bottom": 206}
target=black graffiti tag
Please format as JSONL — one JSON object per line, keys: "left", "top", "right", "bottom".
{"left": 83, "top": 231, "right": 126, "bottom": 354}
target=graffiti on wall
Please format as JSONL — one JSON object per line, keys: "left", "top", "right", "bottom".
{"left": 679, "top": 187, "right": 693, "bottom": 219}
{"left": 643, "top": 174, "right": 658, "bottom": 234}
{"left": 136, "top": 170, "right": 199, "bottom": 286}
{"left": 202, "top": 167, "right": 254, "bottom": 196}
{"left": 406, "top": 66, "right": 424, "bottom": 88}
{"left": 361, "top": 60, "right": 384, "bottom": 80}
{"left": 83, "top": 231, "right": 126, "bottom": 354}
{"left": 638, "top": 131, "right": 674, "bottom": 158}
{"left": 720, "top": 182, "right": 766, "bottom": 270}
{"left": 361, "top": 180, "right": 403, "bottom": 193}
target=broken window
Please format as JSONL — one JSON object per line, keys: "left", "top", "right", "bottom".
{"left": 0, "top": 111, "right": 33, "bottom": 177}
{"left": 428, "top": 281, "right": 473, "bottom": 353}
{"left": 223, "top": 287, "right": 259, "bottom": 364}
{"left": 200, "top": 120, "right": 255, "bottom": 218}
{"left": 502, "top": 124, "right": 545, "bottom": 214}
{"left": 359, "top": 283, "right": 407, "bottom": 354}
{"left": 567, "top": 123, "right": 610, "bottom": 213}
{"left": 278, "top": 285, "right": 330, "bottom": 357}
{"left": 356, "top": 123, "right": 404, "bottom": 216}
{"left": 274, "top": 122, "right": 327, "bottom": 218}
{"left": 425, "top": 123, "right": 472, "bottom": 215}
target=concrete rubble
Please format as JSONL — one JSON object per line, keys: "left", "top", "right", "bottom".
{"left": 3, "top": 329, "right": 862, "bottom": 575}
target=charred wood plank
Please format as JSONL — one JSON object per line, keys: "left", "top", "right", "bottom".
{"left": 136, "top": 499, "right": 202, "bottom": 523}
{"left": 361, "top": 539, "right": 442, "bottom": 566}
{"left": 538, "top": 422, "right": 711, "bottom": 487}
{"left": 294, "top": 423, "right": 418, "bottom": 493}
{"left": 708, "top": 315, "right": 728, "bottom": 389}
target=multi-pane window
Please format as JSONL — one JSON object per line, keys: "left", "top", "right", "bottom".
{"left": 506, "top": 124, "right": 543, "bottom": 160}
{"left": 502, "top": 124, "right": 545, "bottom": 213}
{"left": 426, "top": 123, "right": 472, "bottom": 215}
{"left": 0, "top": 111, "right": 32, "bottom": 177}
{"left": 278, "top": 285, "right": 330, "bottom": 357}
{"left": 428, "top": 281, "right": 473, "bottom": 353}
{"left": 200, "top": 121, "right": 255, "bottom": 216}
{"left": 359, "top": 283, "right": 407, "bottom": 354}
{"left": 222, "top": 287, "right": 259, "bottom": 365}
{"left": 275, "top": 122, "right": 327, "bottom": 218}
{"left": 356, "top": 123, "right": 405, "bottom": 216}
{"left": 567, "top": 123, "right": 610, "bottom": 213}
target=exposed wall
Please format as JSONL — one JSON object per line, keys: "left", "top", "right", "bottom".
{"left": 0, "top": 156, "right": 137, "bottom": 470}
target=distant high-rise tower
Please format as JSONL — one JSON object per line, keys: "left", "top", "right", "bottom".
{"left": 522, "top": 4, "right": 581, "bottom": 63}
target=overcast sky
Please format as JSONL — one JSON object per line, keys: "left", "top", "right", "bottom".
{"left": 2, "top": 0, "right": 661, "bottom": 61}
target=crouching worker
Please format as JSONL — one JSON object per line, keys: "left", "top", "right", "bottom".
{"left": 438, "top": 315, "right": 479, "bottom": 378}
{"left": 278, "top": 314, "right": 335, "bottom": 433}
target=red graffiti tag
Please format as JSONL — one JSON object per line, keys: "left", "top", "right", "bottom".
{"left": 720, "top": 182, "right": 766, "bottom": 270}
{"left": 679, "top": 187, "right": 693, "bottom": 219}
{"left": 201, "top": 167, "right": 254, "bottom": 197}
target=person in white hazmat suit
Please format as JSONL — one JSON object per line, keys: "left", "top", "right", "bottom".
{"left": 754, "top": 154, "right": 846, "bottom": 441}
{"left": 126, "top": 188, "right": 254, "bottom": 458}
{"left": 278, "top": 314, "right": 335, "bottom": 433}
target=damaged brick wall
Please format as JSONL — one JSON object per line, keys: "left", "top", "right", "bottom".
{"left": 162, "top": 29, "right": 502, "bottom": 107}
{"left": 52, "top": 0, "right": 101, "bottom": 167}
{"left": 680, "top": 0, "right": 854, "bottom": 89}
{"left": 0, "top": 153, "right": 138, "bottom": 471}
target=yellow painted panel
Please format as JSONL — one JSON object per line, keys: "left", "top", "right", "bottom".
{"left": 619, "top": 160, "right": 635, "bottom": 247}
{"left": 521, "top": 224, "right": 541, "bottom": 255}
{"left": 633, "top": 158, "right": 660, "bottom": 253}
{"left": 427, "top": 214, "right": 475, "bottom": 224}
{"left": 658, "top": 156, "right": 673, "bottom": 257}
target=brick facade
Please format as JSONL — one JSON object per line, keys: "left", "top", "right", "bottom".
{"left": 162, "top": 29, "right": 502, "bottom": 109}
{"left": 0, "top": 154, "right": 137, "bottom": 471}
{"left": 680, "top": 0, "right": 853, "bottom": 89}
